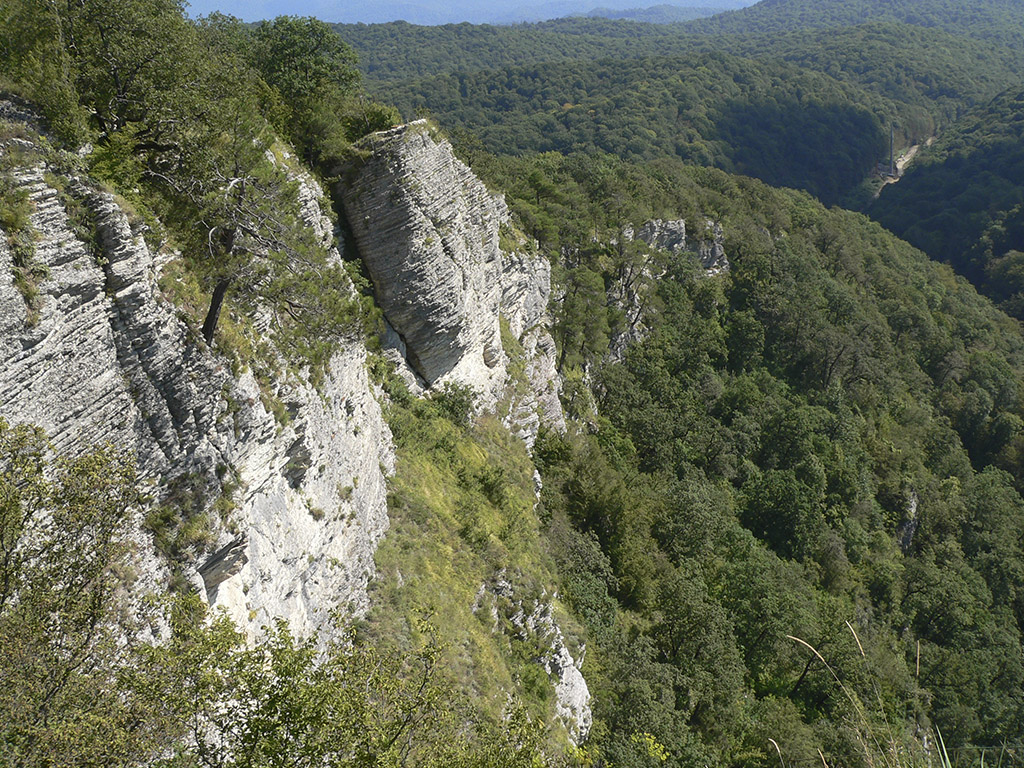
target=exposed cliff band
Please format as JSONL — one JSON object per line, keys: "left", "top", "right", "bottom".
{"left": 0, "top": 113, "right": 393, "bottom": 638}
{"left": 1, "top": 105, "right": 586, "bottom": 741}
{"left": 337, "top": 121, "right": 560, "bottom": 426}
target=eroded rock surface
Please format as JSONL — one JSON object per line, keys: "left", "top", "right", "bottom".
{"left": 627, "top": 217, "right": 729, "bottom": 273}
{"left": 2, "top": 107, "right": 582, "bottom": 740}
{"left": 339, "top": 122, "right": 509, "bottom": 399}
{"left": 0, "top": 126, "right": 392, "bottom": 639}
{"left": 338, "top": 122, "right": 562, "bottom": 435}
{"left": 475, "top": 575, "right": 593, "bottom": 745}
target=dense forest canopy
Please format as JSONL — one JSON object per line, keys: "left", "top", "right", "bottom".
{"left": 347, "top": 0, "right": 1024, "bottom": 758}
{"left": 871, "top": 89, "right": 1024, "bottom": 321}
{"left": 340, "top": 14, "right": 1024, "bottom": 207}
{"left": 459, "top": 145, "right": 1024, "bottom": 763}
{"left": 584, "top": 4, "right": 723, "bottom": 22}
{"left": 684, "top": 0, "right": 1024, "bottom": 45}
{"left": 377, "top": 51, "right": 918, "bottom": 207}
{"left": 336, "top": 15, "right": 1024, "bottom": 96}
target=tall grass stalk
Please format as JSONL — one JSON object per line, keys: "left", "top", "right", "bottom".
{"left": 786, "top": 632, "right": 920, "bottom": 768}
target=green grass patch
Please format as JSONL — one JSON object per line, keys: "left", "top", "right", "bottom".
{"left": 362, "top": 383, "right": 577, "bottom": 744}
{"left": 144, "top": 475, "right": 218, "bottom": 563}
{"left": 498, "top": 222, "right": 535, "bottom": 256}
{"left": 1, "top": 138, "right": 43, "bottom": 325}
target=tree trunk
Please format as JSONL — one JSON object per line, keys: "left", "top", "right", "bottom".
{"left": 201, "top": 279, "right": 231, "bottom": 345}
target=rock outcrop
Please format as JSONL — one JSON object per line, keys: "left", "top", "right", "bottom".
{"left": 2, "top": 108, "right": 583, "bottom": 739}
{"left": 627, "top": 217, "right": 729, "bottom": 274}
{"left": 609, "top": 217, "right": 730, "bottom": 360}
{"left": 338, "top": 123, "right": 586, "bottom": 736}
{"left": 475, "top": 575, "right": 592, "bottom": 745}
{"left": 0, "top": 123, "right": 392, "bottom": 639}
{"left": 338, "top": 122, "right": 509, "bottom": 399}
{"left": 633, "top": 217, "right": 687, "bottom": 254}
{"left": 337, "top": 121, "right": 562, "bottom": 439}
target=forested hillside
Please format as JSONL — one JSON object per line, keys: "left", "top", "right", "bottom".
{"left": 871, "top": 89, "right": 1024, "bottom": 320}
{"left": 333, "top": 18, "right": 690, "bottom": 83}
{"left": 343, "top": 16, "right": 1023, "bottom": 206}
{"left": 685, "top": 0, "right": 1024, "bottom": 45}
{"left": 376, "top": 51, "right": 925, "bottom": 207}
{"left": 584, "top": 4, "right": 722, "bottom": 22}
{"left": 492, "top": 150, "right": 1024, "bottom": 765}
{"left": 350, "top": 0, "right": 1024, "bottom": 756}
{"left": 337, "top": 16, "right": 1024, "bottom": 101}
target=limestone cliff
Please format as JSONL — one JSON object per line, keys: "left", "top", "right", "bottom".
{"left": 0, "top": 115, "right": 393, "bottom": 638}
{"left": 628, "top": 217, "right": 729, "bottom": 274}
{"left": 337, "top": 121, "right": 564, "bottom": 442}
{"left": 1, "top": 107, "right": 587, "bottom": 740}
{"left": 337, "top": 122, "right": 585, "bottom": 734}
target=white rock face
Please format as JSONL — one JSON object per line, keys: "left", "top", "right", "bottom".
{"left": 500, "top": 244, "right": 551, "bottom": 340}
{"left": 634, "top": 218, "right": 687, "bottom": 254}
{"left": 205, "top": 343, "right": 394, "bottom": 636}
{"left": 695, "top": 219, "right": 729, "bottom": 274}
{"left": 478, "top": 577, "right": 593, "bottom": 745}
{"left": 2, "top": 108, "right": 583, "bottom": 737}
{"left": 338, "top": 122, "right": 509, "bottom": 402}
{"left": 338, "top": 121, "right": 560, "bottom": 426}
{"left": 0, "top": 126, "right": 393, "bottom": 639}
{"left": 532, "top": 607, "right": 592, "bottom": 745}
{"left": 1, "top": 165, "right": 143, "bottom": 460}
{"left": 504, "top": 327, "right": 566, "bottom": 448}
{"left": 627, "top": 217, "right": 729, "bottom": 273}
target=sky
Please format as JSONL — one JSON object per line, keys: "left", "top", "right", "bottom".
{"left": 184, "top": 0, "right": 757, "bottom": 25}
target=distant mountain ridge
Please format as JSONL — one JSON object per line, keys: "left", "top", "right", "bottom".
{"left": 185, "top": 0, "right": 753, "bottom": 24}
{"left": 583, "top": 4, "right": 722, "bottom": 22}
{"left": 684, "top": 0, "right": 1024, "bottom": 43}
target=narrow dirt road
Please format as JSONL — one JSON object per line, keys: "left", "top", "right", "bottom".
{"left": 872, "top": 136, "right": 934, "bottom": 199}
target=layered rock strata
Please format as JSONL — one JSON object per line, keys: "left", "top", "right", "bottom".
{"left": 2, "top": 109, "right": 584, "bottom": 737}
{"left": 339, "top": 122, "right": 508, "bottom": 397}
{"left": 0, "top": 129, "right": 392, "bottom": 638}
{"left": 338, "top": 121, "right": 562, "bottom": 436}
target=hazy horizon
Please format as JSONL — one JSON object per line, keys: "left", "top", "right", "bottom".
{"left": 184, "top": 0, "right": 756, "bottom": 25}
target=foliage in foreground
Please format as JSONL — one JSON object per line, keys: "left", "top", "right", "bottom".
{"left": 0, "top": 0, "right": 395, "bottom": 365}
{"left": 0, "top": 418, "right": 550, "bottom": 767}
